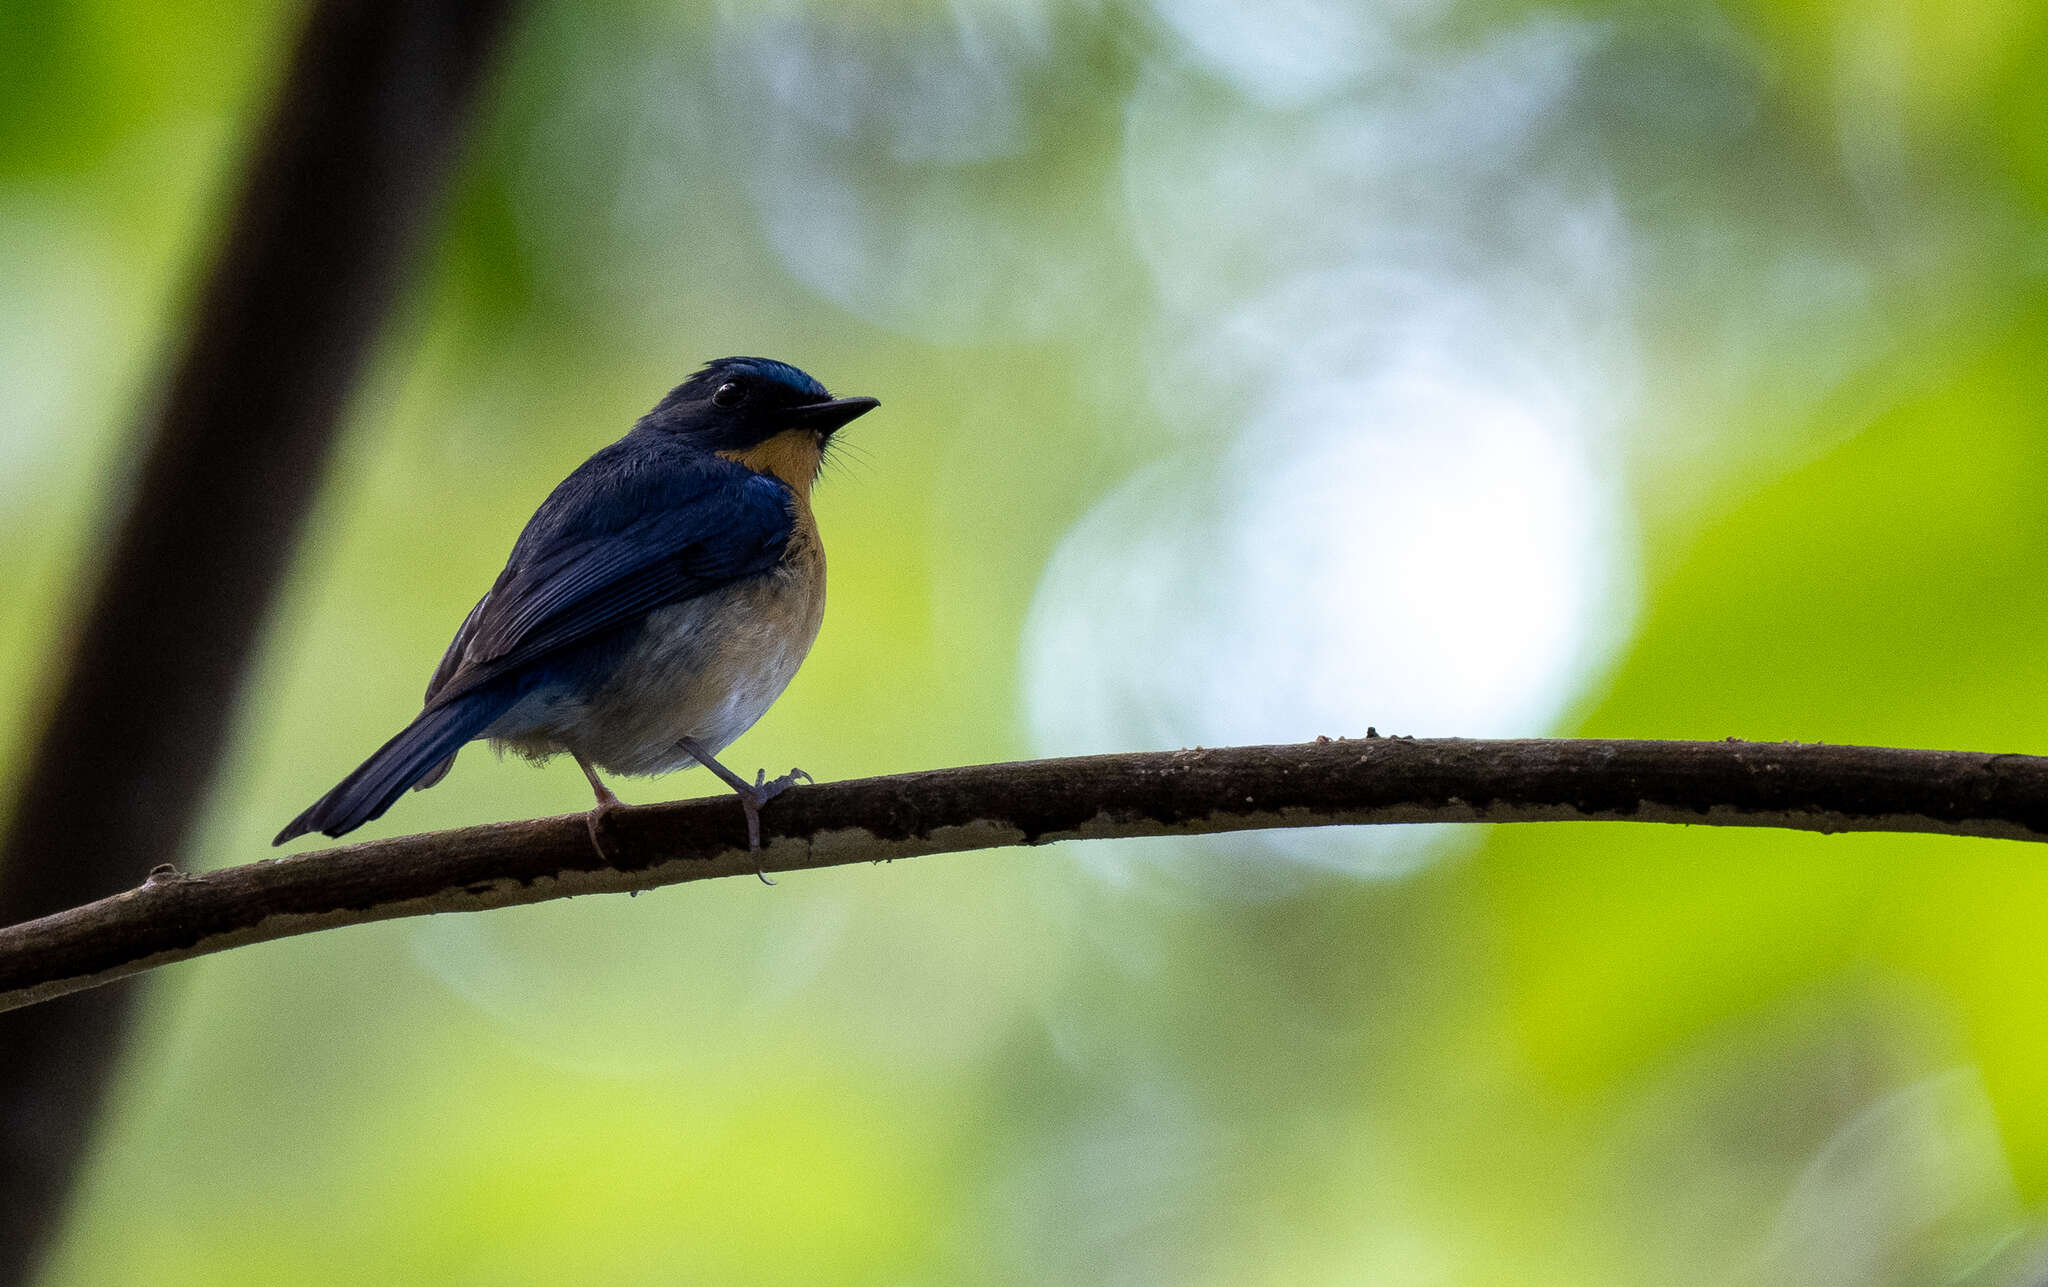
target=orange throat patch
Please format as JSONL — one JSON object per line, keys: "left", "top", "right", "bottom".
{"left": 718, "top": 430, "right": 824, "bottom": 501}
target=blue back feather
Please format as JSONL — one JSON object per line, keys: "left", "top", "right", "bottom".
{"left": 280, "top": 435, "right": 797, "bottom": 842}
{"left": 426, "top": 439, "right": 794, "bottom": 707}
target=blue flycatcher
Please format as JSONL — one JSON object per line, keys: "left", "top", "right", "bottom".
{"left": 275, "top": 357, "right": 877, "bottom": 855}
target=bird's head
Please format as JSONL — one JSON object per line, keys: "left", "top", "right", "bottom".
{"left": 641, "top": 357, "right": 878, "bottom": 495}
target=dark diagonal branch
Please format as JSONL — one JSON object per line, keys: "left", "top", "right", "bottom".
{"left": 4, "top": 737, "right": 2047, "bottom": 1015}
{"left": 0, "top": 1, "right": 521, "bottom": 1278}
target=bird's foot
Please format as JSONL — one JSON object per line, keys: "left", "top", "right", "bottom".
{"left": 574, "top": 754, "right": 633, "bottom": 866}
{"left": 751, "top": 766, "right": 813, "bottom": 803}
{"left": 583, "top": 784, "right": 628, "bottom": 866}
{"left": 734, "top": 767, "right": 812, "bottom": 882}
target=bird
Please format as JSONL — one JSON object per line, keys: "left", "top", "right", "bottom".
{"left": 274, "top": 356, "right": 878, "bottom": 859}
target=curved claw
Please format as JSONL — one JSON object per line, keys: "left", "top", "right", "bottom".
{"left": 575, "top": 753, "right": 630, "bottom": 866}
{"left": 735, "top": 766, "right": 811, "bottom": 883}
{"left": 585, "top": 796, "right": 625, "bottom": 866}
{"left": 674, "top": 739, "right": 815, "bottom": 883}
{"left": 750, "top": 767, "right": 812, "bottom": 803}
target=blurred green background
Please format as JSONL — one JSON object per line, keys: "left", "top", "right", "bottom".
{"left": 4, "top": 0, "right": 2048, "bottom": 1281}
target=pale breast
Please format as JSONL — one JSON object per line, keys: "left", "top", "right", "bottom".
{"left": 605, "top": 536, "right": 823, "bottom": 774}
{"left": 488, "top": 529, "right": 825, "bottom": 777}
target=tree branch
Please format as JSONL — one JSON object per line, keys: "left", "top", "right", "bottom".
{"left": 2, "top": 736, "right": 2045, "bottom": 1014}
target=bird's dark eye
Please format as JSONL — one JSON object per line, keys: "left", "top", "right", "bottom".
{"left": 712, "top": 381, "right": 746, "bottom": 408}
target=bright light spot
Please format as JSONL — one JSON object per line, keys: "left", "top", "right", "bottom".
{"left": 1144, "top": 0, "right": 1451, "bottom": 107}
{"left": 710, "top": 0, "right": 1125, "bottom": 343}
{"left": 1121, "top": 17, "right": 1603, "bottom": 316}
{"left": 1023, "top": 364, "right": 1635, "bottom": 883}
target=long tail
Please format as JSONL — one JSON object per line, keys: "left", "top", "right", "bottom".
{"left": 273, "top": 687, "right": 519, "bottom": 845}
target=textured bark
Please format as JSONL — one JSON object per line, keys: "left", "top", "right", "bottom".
{"left": 3, "top": 737, "right": 2045, "bottom": 1016}
{"left": 0, "top": 0, "right": 520, "bottom": 1279}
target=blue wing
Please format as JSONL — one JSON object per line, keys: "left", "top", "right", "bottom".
{"left": 423, "top": 438, "right": 794, "bottom": 708}
{"left": 275, "top": 436, "right": 795, "bottom": 843}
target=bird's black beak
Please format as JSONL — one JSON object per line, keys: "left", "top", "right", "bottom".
{"left": 789, "top": 395, "right": 879, "bottom": 436}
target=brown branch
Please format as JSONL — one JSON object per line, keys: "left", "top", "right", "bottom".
{"left": 3, "top": 737, "right": 2046, "bottom": 1015}
{"left": 0, "top": 0, "right": 521, "bottom": 1278}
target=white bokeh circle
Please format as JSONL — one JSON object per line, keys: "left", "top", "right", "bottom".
{"left": 1024, "top": 368, "right": 1635, "bottom": 882}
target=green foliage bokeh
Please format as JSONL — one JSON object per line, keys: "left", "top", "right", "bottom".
{"left": 3, "top": 0, "right": 2047, "bottom": 1282}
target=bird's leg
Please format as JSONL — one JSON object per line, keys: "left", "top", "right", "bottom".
{"left": 677, "top": 737, "right": 810, "bottom": 881}
{"left": 575, "top": 753, "right": 627, "bottom": 864}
